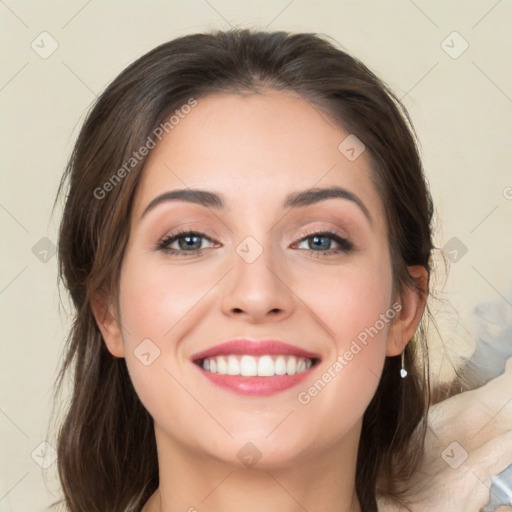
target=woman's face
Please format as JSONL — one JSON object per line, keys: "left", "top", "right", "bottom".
{"left": 99, "top": 90, "right": 417, "bottom": 468}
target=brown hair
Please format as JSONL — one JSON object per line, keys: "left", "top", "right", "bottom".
{"left": 52, "top": 28, "right": 433, "bottom": 512}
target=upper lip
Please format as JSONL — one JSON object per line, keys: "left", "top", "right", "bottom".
{"left": 191, "top": 339, "right": 321, "bottom": 362}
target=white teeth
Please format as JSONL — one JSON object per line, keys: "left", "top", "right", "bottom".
{"left": 227, "top": 355, "right": 239, "bottom": 375}
{"left": 258, "top": 355, "right": 274, "bottom": 376}
{"left": 286, "top": 357, "right": 297, "bottom": 375}
{"left": 274, "top": 356, "right": 287, "bottom": 375}
{"left": 240, "top": 355, "right": 257, "bottom": 376}
{"left": 200, "top": 355, "right": 314, "bottom": 377}
{"left": 217, "top": 356, "right": 227, "bottom": 375}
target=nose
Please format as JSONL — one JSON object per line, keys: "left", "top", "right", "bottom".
{"left": 221, "top": 239, "right": 296, "bottom": 324}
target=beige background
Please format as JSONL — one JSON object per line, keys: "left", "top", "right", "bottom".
{"left": 1, "top": 1, "right": 511, "bottom": 510}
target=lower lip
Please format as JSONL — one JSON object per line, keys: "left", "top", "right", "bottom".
{"left": 197, "top": 366, "right": 315, "bottom": 396}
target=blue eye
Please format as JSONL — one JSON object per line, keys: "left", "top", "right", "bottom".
{"left": 157, "top": 230, "right": 216, "bottom": 256}
{"left": 157, "top": 229, "right": 353, "bottom": 257}
{"left": 295, "top": 231, "right": 353, "bottom": 256}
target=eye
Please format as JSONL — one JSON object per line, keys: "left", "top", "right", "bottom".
{"left": 156, "top": 229, "right": 353, "bottom": 257}
{"left": 157, "top": 230, "right": 218, "bottom": 256}
{"left": 293, "top": 230, "right": 353, "bottom": 256}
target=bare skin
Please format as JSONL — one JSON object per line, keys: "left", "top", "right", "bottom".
{"left": 93, "top": 90, "right": 426, "bottom": 512}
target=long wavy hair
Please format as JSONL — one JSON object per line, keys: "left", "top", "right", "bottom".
{"left": 51, "top": 28, "right": 434, "bottom": 512}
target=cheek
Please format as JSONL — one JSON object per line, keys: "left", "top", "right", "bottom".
{"left": 118, "top": 248, "right": 219, "bottom": 346}
{"left": 115, "top": 251, "right": 220, "bottom": 421}
{"left": 295, "top": 329, "right": 390, "bottom": 446}
{"left": 302, "top": 254, "right": 393, "bottom": 353}
{"left": 294, "top": 256, "right": 393, "bottom": 416}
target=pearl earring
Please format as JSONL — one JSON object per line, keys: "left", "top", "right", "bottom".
{"left": 400, "top": 350, "right": 408, "bottom": 378}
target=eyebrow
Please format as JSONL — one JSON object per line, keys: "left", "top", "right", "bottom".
{"left": 140, "top": 186, "right": 372, "bottom": 224}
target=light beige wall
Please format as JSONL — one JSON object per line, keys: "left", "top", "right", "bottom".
{"left": 1, "top": 1, "right": 511, "bottom": 510}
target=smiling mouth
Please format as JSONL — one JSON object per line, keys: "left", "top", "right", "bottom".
{"left": 194, "top": 354, "right": 319, "bottom": 377}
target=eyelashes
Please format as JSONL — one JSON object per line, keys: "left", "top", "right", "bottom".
{"left": 293, "top": 229, "right": 353, "bottom": 256}
{"left": 157, "top": 230, "right": 218, "bottom": 255}
{"left": 156, "top": 229, "right": 353, "bottom": 258}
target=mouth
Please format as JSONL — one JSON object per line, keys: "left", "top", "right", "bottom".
{"left": 191, "top": 339, "right": 321, "bottom": 396}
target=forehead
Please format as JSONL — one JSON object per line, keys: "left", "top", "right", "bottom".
{"left": 132, "top": 90, "right": 386, "bottom": 226}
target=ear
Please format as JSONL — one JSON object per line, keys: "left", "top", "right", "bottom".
{"left": 386, "top": 265, "right": 428, "bottom": 356}
{"left": 90, "top": 288, "right": 125, "bottom": 358}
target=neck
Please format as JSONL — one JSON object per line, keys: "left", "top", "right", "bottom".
{"left": 143, "top": 422, "right": 363, "bottom": 512}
